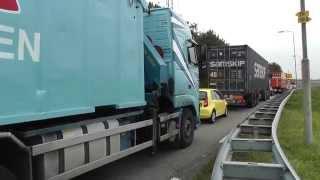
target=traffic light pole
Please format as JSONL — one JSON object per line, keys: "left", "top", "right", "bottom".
{"left": 300, "top": 0, "right": 313, "bottom": 144}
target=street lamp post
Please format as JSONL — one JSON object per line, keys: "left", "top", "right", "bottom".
{"left": 299, "top": 0, "right": 313, "bottom": 144}
{"left": 278, "top": 30, "right": 298, "bottom": 87}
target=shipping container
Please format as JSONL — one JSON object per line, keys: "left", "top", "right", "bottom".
{"left": 200, "top": 45, "right": 270, "bottom": 106}
{"left": 0, "top": 0, "right": 147, "bottom": 126}
{"left": 0, "top": 2, "right": 199, "bottom": 180}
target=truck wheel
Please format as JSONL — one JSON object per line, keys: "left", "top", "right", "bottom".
{"left": 179, "top": 108, "right": 195, "bottom": 148}
{"left": 253, "top": 94, "right": 259, "bottom": 106}
{"left": 247, "top": 94, "right": 254, "bottom": 108}
{"left": 267, "top": 92, "right": 271, "bottom": 100}
{"left": 254, "top": 93, "right": 259, "bottom": 106}
{"left": 261, "top": 91, "right": 266, "bottom": 101}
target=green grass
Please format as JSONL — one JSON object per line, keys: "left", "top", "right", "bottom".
{"left": 192, "top": 151, "right": 273, "bottom": 180}
{"left": 278, "top": 88, "right": 320, "bottom": 180}
{"left": 193, "top": 160, "right": 214, "bottom": 180}
{"left": 232, "top": 152, "right": 273, "bottom": 163}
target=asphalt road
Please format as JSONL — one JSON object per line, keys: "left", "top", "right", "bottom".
{"left": 75, "top": 104, "right": 264, "bottom": 180}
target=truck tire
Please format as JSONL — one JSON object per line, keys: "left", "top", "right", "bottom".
{"left": 246, "top": 94, "right": 254, "bottom": 108}
{"left": 266, "top": 91, "right": 270, "bottom": 100}
{"left": 247, "top": 93, "right": 259, "bottom": 107}
{"left": 179, "top": 108, "right": 195, "bottom": 148}
{"left": 260, "top": 91, "right": 266, "bottom": 101}
{"left": 254, "top": 93, "right": 259, "bottom": 106}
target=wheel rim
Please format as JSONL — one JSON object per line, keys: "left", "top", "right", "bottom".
{"left": 211, "top": 112, "right": 216, "bottom": 122}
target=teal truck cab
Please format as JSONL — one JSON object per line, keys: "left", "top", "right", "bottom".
{"left": 144, "top": 8, "right": 200, "bottom": 123}
{"left": 0, "top": 1, "right": 199, "bottom": 180}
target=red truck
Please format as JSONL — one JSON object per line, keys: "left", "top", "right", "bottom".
{"left": 271, "top": 72, "right": 292, "bottom": 94}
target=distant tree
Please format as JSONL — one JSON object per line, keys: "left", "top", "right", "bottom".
{"left": 189, "top": 23, "right": 227, "bottom": 47}
{"left": 148, "top": 2, "right": 161, "bottom": 9}
{"left": 269, "top": 62, "right": 282, "bottom": 73}
{"left": 188, "top": 23, "right": 228, "bottom": 89}
{"left": 196, "top": 30, "right": 227, "bottom": 47}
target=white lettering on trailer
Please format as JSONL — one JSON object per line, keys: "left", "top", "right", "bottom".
{"left": 0, "top": 52, "right": 14, "bottom": 60}
{"left": 0, "top": 26, "right": 14, "bottom": 60}
{"left": 209, "top": 60, "right": 246, "bottom": 68}
{"left": 0, "top": 24, "right": 14, "bottom": 33}
{"left": 18, "top": 29, "right": 41, "bottom": 62}
{"left": 0, "top": 37, "right": 13, "bottom": 45}
{"left": 0, "top": 24, "right": 41, "bottom": 62}
{"left": 0, "top": 24, "right": 15, "bottom": 60}
{"left": 254, "top": 62, "right": 266, "bottom": 79}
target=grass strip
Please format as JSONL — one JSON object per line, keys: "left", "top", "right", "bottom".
{"left": 193, "top": 160, "right": 214, "bottom": 180}
{"left": 278, "top": 88, "right": 320, "bottom": 180}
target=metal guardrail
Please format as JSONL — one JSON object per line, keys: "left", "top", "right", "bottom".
{"left": 212, "top": 90, "right": 300, "bottom": 180}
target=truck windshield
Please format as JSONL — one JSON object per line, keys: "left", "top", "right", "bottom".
{"left": 199, "top": 91, "right": 207, "bottom": 100}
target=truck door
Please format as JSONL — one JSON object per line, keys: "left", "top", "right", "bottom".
{"left": 188, "top": 46, "right": 199, "bottom": 88}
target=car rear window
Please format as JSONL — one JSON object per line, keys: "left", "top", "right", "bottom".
{"left": 199, "top": 91, "right": 207, "bottom": 100}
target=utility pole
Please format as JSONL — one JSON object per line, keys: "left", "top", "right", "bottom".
{"left": 297, "top": 0, "right": 313, "bottom": 144}
{"left": 292, "top": 32, "right": 298, "bottom": 87}
{"left": 278, "top": 30, "right": 298, "bottom": 87}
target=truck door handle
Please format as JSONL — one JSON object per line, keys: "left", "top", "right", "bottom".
{"left": 188, "top": 84, "right": 192, "bottom": 89}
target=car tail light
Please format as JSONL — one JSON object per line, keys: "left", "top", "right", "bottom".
{"left": 204, "top": 97, "right": 209, "bottom": 107}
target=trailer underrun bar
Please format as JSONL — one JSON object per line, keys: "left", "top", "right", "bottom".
{"left": 211, "top": 90, "right": 300, "bottom": 180}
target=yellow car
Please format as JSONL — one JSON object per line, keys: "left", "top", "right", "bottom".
{"left": 199, "top": 89, "right": 228, "bottom": 123}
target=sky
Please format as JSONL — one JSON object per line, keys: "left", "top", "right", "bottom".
{"left": 149, "top": 0, "right": 320, "bottom": 79}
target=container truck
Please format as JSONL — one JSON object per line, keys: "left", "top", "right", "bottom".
{"left": 271, "top": 72, "right": 293, "bottom": 94}
{"left": 200, "top": 45, "right": 270, "bottom": 107}
{"left": 0, "top": 1, "right": 199, "bottom": 180}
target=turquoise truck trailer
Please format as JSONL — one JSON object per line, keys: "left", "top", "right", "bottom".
{"left": 0, "top": 1, "right": 199, "bottom": 180}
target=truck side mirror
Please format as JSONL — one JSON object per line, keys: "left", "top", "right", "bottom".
{"left": 188, "top": 47, "right": 198, "bottom": 65}
{"left": 187, "top": 39, "right": 199, "bottom": 47}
